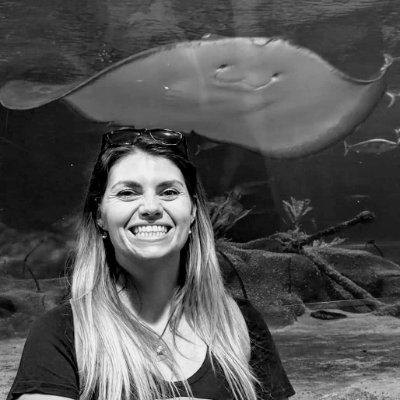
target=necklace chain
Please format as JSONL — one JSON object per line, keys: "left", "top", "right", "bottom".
{"left": 155, "top": 307, "right": 175, "bottom": 358}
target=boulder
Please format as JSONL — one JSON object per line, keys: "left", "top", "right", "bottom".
{"left": 0, "top": 279, "right": 67, "bottom": 339}
{"left": 0, "top": 222, "right": 73, "bottom": 279}
{"left": 218, "top": 241, "right": 400, "bottom": 327}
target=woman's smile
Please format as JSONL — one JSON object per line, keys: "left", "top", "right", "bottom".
{"left": 129, "top": 224, "right": 171, "bottom": 239}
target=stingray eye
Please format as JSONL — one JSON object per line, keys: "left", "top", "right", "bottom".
{"left": 217, "top": 63, "right": 229, "bottom": 70}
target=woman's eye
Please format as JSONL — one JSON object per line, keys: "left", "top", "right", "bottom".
{"left": 161, "top": 188, "right": 179, "bottom": 198}
{"left": 117, "top": 190, "right": 139, "bottom": 199}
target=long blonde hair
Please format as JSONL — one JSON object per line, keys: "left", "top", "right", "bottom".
{"left": 69, "top": 136, "right": 258, "bottom": 400}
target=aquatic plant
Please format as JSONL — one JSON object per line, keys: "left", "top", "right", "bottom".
{"left": 270, "top": 229, "right": 309, "bottom": 249}
{"left": 208, "top": 191, "right": 252, "bottom": 239}
{"left": 312, "top": 237, "right": 347, "bottom": 248}
{"left": 282, "top": 196, "right": 313, "bottom": 231}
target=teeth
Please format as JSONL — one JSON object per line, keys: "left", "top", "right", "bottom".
{"left": 133, "top": 225, "right": 168, "bottom": 236}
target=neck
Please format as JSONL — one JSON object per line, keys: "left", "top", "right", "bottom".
{"left": 117, "top": 253, "right": 181, "bottom": 325}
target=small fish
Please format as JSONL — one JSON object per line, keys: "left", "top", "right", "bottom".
{"left": 347, "top": 194, "right": 370, "bottom": 200}
{"left": 231, "top": 179, "right": 272, "bottom": 197}
{"left": 344, "top": 128, "right": 400, "bottom": 155}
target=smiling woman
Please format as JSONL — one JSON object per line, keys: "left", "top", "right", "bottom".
{"left": 98, "top": 150, "right": 196, "bottom": 270}
{"left": 7, "top": 127, "right": 295, "bottom": 400}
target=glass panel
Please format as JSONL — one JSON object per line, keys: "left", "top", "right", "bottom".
{"left": 1, "top": 1, "right": 399, "bottom": 399}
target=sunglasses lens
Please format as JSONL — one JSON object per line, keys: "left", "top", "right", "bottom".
{"left": 107, "top": 130, "right": 140, "bottom": 145}
{"left": 149, "top": 129, "right": 182, "bottom": 145}
{"left": 103, "top": 127, "right": 187, "bottom": 156}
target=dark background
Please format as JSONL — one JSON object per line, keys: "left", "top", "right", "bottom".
{"left": 1, "top": 0, "right": 400, "bottom": 243}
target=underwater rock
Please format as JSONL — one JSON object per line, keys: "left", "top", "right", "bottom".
{"left": 218, "top": 243, "right": 320, "bottom": 326}
{"left": 0, "top": 223, "right": 73, "bottom": 279}
{"left": 218, "top": 241, "right": 400, "bottom": 326}
{"left": 0, "top": 281, "right": 67, "bottom": 339}
{"left": 1, "top": 245, "right": 70, "bottom": 280}
{"left": 2, "top": 239, "right": 400, "bottom": 337}
{"left": 317, "top": 247, "right": 400, "bottom": 298}
{"left": 0, "top": 296, "right": 17, "bottom": 318}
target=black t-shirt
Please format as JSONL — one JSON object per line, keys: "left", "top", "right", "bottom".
{"left": 7, "top": 299, "right": 295, "bottom": 400}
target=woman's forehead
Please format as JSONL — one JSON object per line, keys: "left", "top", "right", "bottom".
{"left": 107, "top": 150, "right": 186, "bottom": 186}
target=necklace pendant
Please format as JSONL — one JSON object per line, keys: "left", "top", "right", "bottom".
{"left": 156, "top": 344, "right": 165, "bottom": 357}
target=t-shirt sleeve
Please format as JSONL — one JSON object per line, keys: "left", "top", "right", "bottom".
{"left": 237, "top": 299, "right": 295, "bottom": 399}
{"left": 7, "top": 303, "right": 80, "bottom": 400}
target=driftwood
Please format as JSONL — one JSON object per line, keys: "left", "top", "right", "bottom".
{"left": 23, "top": 239, "right": 45, "bottom": 292}
{"left": 301, "top": 247, "right": 383, "bottom": 310}
{"left": 271, "top": 210, "right": 383, "bottom": 311}
{"left": 221, "top": 210, "right": 385, "bottom": 312}
{"left": 299, "top": 211, "right": 375, "bottom": 247}
{"left": 270, "top": 211, "right": 376, "bottom": 252}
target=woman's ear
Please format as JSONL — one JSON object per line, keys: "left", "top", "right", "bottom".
{"left": 190, "top": 203, "right": 197, "bottom": 225}
{"left": 96, "top": 208, "right": 105, "bottom": 230}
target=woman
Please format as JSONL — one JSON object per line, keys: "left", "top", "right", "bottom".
{"left": 8, "top": 127, "right": 295, "bottom": 400}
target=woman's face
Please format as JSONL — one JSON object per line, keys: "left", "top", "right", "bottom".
{"left": 98, "top": 149, "right": 196, "bottom": 268}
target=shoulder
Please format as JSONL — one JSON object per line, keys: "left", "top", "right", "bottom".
{"left": 34, "top": 301, "right": 73, "bottom": 324}
{"left": 27, "top": 301, "right": 74, "bottom": 344}
{"left": 21, "top": 300, "right": 76, "bottom": 366}
{"left": 7, "top": 301, "right": 79, "bottom": 400}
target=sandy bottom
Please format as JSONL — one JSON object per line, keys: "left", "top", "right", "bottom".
{"left": 273, "top": 310, "right": 400, "bottom": 399}
{"left": 1, "top": 310, "right": 400, "bottom": 400}
{"left": 1, "top": 337, "right": 24, "bottom": 399}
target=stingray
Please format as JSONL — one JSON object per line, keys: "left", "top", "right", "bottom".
{"left": 0, "top": 37, "right": 390, "bottom": 158}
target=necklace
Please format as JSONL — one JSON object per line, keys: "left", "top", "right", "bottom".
{"left": 155, "top": 308, "right": 175, "bottom": 358}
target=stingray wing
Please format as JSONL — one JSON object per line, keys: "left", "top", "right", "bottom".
{"left": 0, "top": 37, "right": 387, "bottom": 158}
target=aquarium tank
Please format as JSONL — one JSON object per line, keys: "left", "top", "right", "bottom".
{"left": 1, "top": 1, "right": 400, "bottom": 399}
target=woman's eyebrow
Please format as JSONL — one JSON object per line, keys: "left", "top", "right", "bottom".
{"left": 110, "top": 180, "right": 141, "bottom": 190}
{"left": 110, "top": 179, "right": 184, "bottom": 190}
{"left": 157, "top": 180, "right": 185, "bottom": 188}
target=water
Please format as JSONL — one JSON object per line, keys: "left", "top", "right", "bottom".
{"left": 0, "top": 0, "right": 400, "bottom": 246}
{"left": 1, "top": 3, "right": 400, "bottom": 398}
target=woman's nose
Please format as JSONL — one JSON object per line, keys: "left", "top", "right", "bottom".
{"left": 138, "top": 194, "right": 162, "bottom": 220}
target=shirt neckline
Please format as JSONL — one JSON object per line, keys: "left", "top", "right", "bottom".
{"left": 167, "top": 349, "right": 211, "bottom": 385}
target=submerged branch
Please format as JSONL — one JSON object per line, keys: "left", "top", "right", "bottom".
{"left": 301, "top": 247, "right": 384, "bottom": 310}
{"left": 300, "top": 211, "right": 376, "bottom": 247}
{"left": 270, "top": 211, "right": 376, "bottom": 253}
{"left": 23, "top": 239, "right": 45, "bottom": 292}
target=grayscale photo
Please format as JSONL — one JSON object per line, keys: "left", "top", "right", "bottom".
{"left": 1, "top": 1, "right": 400, "bottom": 399}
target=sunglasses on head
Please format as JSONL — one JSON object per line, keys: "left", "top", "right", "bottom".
{"left": 101, "top": 126, "right": 188, "bottom": 156}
